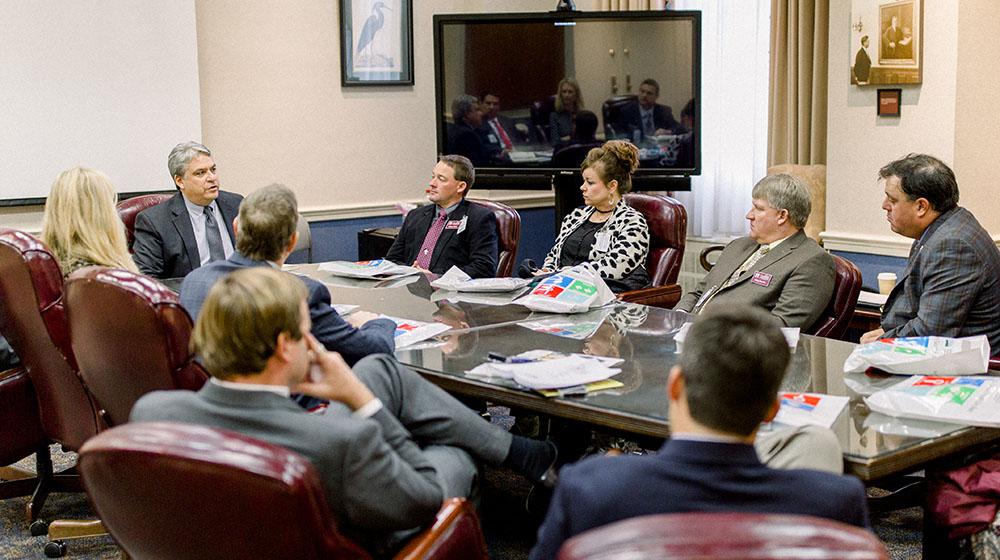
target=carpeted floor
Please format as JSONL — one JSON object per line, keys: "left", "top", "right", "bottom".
{"left": 1, "top": 445, "right": 925, "bottom": 559}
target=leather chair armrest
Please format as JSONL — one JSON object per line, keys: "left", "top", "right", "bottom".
{"left": 699, "top": 244, "right": 725, "bottom": 272}
{"left": 617, "top": 284, "right": 682, "bottom": 309}
{"left": 395, "top": 498, "right": 488, "bottom": 560}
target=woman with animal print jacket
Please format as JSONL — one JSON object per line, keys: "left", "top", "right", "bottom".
{"left": 538, "top": 140, "right": 650, "bottom": 293}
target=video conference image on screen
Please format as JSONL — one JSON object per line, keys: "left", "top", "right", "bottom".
{"left": 437, "top": 14, "right": 698, "bottom": 175}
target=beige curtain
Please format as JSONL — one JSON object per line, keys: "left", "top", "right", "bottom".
{"left": 768, "top": 0, "right": 828, "bottom": 166}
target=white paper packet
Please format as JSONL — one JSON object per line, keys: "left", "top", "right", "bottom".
{"left": 865, "top": 375, "right": 1000, "bottom": 428}
{"left": 843, "top": 335, "right": 990, "bottom": 375}
{"left": 514, "top": 263, "right": 615, "bottom": 314}
{"left": 318, "top": 259, "right": 420, "bottom": 280}
{"left": 430, "top": 266, "right": 532, "bottom": 292}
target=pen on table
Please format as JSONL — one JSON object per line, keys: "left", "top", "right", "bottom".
{"left": 487, "top": 352, "right": 535, "bottom": 364}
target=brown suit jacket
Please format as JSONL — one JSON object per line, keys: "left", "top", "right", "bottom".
{"left": 675, "top": 230, "right": 835, "bottom": 329}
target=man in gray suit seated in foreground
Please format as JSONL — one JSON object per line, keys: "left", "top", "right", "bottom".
{"left": 131, "top": 267, "right": 556, "bottom": 554}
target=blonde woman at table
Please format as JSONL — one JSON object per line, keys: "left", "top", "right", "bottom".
{"left": 548, "top": 77, "right": 584, "bottom": 143}
{"left": 532, "top": 140, "right": 650, "bottom": 293}
{"left": 41, "top": 167, "right": 138, "bottom": 276}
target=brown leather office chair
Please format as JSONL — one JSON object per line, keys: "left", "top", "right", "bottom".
{"left": 0, "top": 366, "right": 47, "bottom": 504}
{"left": 290, "top": 213, "right": 313, "bottom": 263}
{"left": 557, "top": 512, "right": 889, "bottom": 559}
{"left": 115, "top": 193, "right": 172, "bottom": 252}
{"left": 617, "top": 193, "right": 687, "bottom": 309}
{"left": 65, "top": 267, "right": 207, "bottom": 427}
{"left": 468, "top": 199, "right": 521, "bottom": 277}
{"left": 805, "top": 255, "right": 862, "bottom": 340}
{"left": 80, "top": 422, "right": 489, "bottom": 560}
{"left": 551, "top": 141, "right": 603, "bottom": 169}
{"left": 601, "top": 95, "right": 638, "bottom": 139}
{"left": 0, "top": 229, "right": 106, "bottom": 551}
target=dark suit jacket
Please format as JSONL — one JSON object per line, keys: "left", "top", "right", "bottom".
{"left": 480, "top": 115, "right": 518, "bottom": 150}
{"left": 882, "top": 207, "right": 1000, "bottom": 355}
{"left": 618, "top": 101, "right": 681, "bottom": 139}
{"left": 130, "top": 380, "right": 442, "bottom": 552}
{"left": 854, "top": 47, "right": 872, "bottom": 82}
{"left": 132, "top": 191, "right": 243, "bottom": 279}
{"left": 179, "top": 253, "right": 395, "bottom": 365}
{"left": 385, "top": 199, "right": 498, "bottom": 279}
{"left": 448, "top": 122, "right": 498, "bottom": 167}
{"left": 675, "top": 230, "right": 835, "bottom": 329}
{"left": 530, "top": 439, "right": 870, "bottom": 560}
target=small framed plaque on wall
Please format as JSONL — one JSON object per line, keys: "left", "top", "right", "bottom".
{"left": 877, "top": 88, "right": 902, "bottom": 116}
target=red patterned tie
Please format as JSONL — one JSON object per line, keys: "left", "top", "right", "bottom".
{"left": 492, "top": 119, "right": 513, "bottom": 150}
{"left": 414, "top": 209, "right": 448, "bottom": 269}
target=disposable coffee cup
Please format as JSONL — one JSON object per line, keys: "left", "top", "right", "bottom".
{"left": 877, "top": 272, "right": 897, "bottom": 295}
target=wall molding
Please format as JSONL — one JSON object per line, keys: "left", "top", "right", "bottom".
{"left": 299, "top": 192, "right": 555, "bottom": 222}
{"left": 822, "top": 229, "right": 1000, "bottom": 257}
{"left": 820, "top": 231, "right": 913, "bottom": 257}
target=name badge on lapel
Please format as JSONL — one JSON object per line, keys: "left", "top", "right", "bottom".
{"left": 750, "top": 271, "right": 773, "bottom": 287}
{"left": 594, "top": 231, "right": 611, "bottom": 252}
{"left": 445, "top": 215, "right": 468, "bottom": 234}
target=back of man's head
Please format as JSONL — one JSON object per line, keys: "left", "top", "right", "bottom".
{"left": 236, "top": 184, "right": 298, "bottom": 261}
{"left": 680, "top": 306, "right": 790, "bottom": 437}
{"left": 192, "top": 267, "right": 307, "bottom": 380}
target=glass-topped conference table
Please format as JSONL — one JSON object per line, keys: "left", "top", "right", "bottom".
{"left": 290, "top": 264, "right": 1000, "bottom": 482}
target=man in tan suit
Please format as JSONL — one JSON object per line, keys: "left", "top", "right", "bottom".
{"left": 675, "top": 173, "right": 835, "bottom": 330}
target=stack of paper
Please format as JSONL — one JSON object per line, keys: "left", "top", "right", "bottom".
{"left": 318, "top": 259, "right": 420, "bottom": 280}
{"left": 772, "top": 392, "right": 849, "bottom": 429}
{"left": 466, "top": 350, "right": 622, "bottom": 390}
{"left": 331, "top": 303, "right": 358, "bottom": 316}
{"left": 431, "top": 266, "right": 533, "bottom": 292}
{"left": 380, "top": 316, "right": 451, "bottom": 349}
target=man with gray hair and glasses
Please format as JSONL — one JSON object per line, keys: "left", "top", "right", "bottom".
{"left": 447, "top": 94, "right": 504, "bottom": 167}
{"left": 133, "top": 141, "right": 243, "bottom": 278}
{"left": 675, "top": 173, "right": 835, "bottom": 330}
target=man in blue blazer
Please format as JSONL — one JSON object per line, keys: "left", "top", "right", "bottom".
{"left": 860, "top": 154, "right": 1000, "bottom": 356}
{"left": 530, "top": 306, "right": 870, "bottom": 560}
{"left": 180, "top": 184, "right": 394, "bottom": 366}
{"left": 385, "top": 155, "right": 498, "bottom": 278}
{"left": 133, "top": 142, "right": 243, "bottom": 279}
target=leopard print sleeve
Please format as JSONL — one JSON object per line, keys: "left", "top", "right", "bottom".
{"left": 589, "top": 206, "right": 650, "bottom": 280}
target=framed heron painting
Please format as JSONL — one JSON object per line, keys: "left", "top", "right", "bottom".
{"left": 340, "top": 0, "right": 413, "bottom": 86}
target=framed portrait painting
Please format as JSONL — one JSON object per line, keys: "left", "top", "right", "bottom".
{"left": 340, "top": 0, "right": 413, "bottom": 86}
{"left": 849, "top": 0, "right": 922, "bottom": 86}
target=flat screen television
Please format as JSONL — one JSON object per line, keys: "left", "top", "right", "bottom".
{"left": 433, "top": 10, "right": 700, "bottom": 190}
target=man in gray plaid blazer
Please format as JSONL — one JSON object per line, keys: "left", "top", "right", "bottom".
{"left": 861, "top": 154, "right": 1000, "bottom": 356}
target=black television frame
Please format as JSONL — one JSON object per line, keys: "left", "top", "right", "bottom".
{"left": 433, "top": 10, "right": 701, "bottom": 191}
